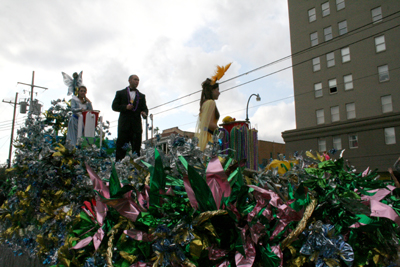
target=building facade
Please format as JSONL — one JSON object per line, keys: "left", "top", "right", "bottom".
{"left": 258, "top": 140, "right": 286, "bottom": 167}
{"left": 282, "top": 0, "right": 400, "bottom": 171}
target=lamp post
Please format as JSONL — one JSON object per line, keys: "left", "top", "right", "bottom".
{"left": 149, "top": 114, "right": 153, "bottom": 140}
{"left": 246, "top": 93, "right": 261, "bottom": 122}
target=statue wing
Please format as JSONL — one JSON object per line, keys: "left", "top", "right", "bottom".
{"left": 76, "top": 71, "right": 83, "bottom": 87}
{"left": 62, "top": 72, "right": 74, "bottom": 96}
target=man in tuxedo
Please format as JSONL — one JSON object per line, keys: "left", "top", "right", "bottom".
{"left": 112, "top": 74, "right": 148, "bottom": 161}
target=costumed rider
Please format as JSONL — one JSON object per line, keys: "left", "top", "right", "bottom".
{"left": 195, "top": 63, "right": 231, "bottom": 151}
{"left": 62, "top": 71, "right": 94, "bottom": 146}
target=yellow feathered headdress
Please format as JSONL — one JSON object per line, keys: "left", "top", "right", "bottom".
{"left": 210, "top": 63, "right": 232, "bottom": 85}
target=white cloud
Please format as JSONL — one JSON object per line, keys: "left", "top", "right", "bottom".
{"left": 250, "top": 101, "right": 295, "bottom": 143}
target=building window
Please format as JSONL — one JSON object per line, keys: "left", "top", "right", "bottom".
{"left": 316, "top": 109, "right": 325, "bottom": 124}
{"left": 338, "top": 20, "right": 348, "bottom": 35}
{"left": 333, "top": 136, "right": 342, "bottom": 150}
{"left": 324, "top": 26, "right": 333, "bottom": 41}
{"left": 378, "top": 65, "right": 389, "bottom": 82}
{"left": 308, "top": 8, "right": 316, "bottom": 22}
{"left": 346, "top": 103, "right": 356, "bottom": 119}
{"left": 310, "top": 32, "right": 318, "bottom": 46}
{"left": 375, "top": 35, "right": 386, "bottom": 52}
{"left": 322, "top": 2, "right": 330, "bottom": 17}
{"left": 314, "top": 82, "right": 323, "bottom": 98}
{"left": 341, "top": 47, "right": 350, "bottom": 63}
{"left": 385, "top": 127, "right": 396, "bottom": 145}
{"left": 329, "top": 78, "right": 337, "bottom": 94}
{"left": 312, "top": 57, "right": 321, "bottom": 72}
{"left": 344, "top": 74, "right": 353, "bottom": 90}
{"left": 381, "top": 95, "right": 393, "bottom": 113}
{"left": 372, "top": 6, "right": 382, "bottom": 23}
{"left": 318, "top": 139, "right": 327, "bottom": 152}
{"left": 326, "top": 52, "right": 335, "bottom": 67}
{"left": 331, "top": 106, "right": 340, "bottom": 122}
{"left": 336, "top": 0, "right": 345, "bottom": 11}
{"left": 349, "top": 134, "right": 358, "bottom": 148}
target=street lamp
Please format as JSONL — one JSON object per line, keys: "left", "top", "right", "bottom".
{"left": 149, "top": 114, "right": 153, "bottom": 140}
{"left": 246, "top": 93, "right": 261, "bottom": 122}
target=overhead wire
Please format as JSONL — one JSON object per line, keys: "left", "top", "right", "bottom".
{"left": 220, "top": 9, "right": 400, "bottom": 84}
{"left": 147, "top": 10, "right": 400, "bottom": 111}
{"left": 0, "top": 119, "right": 28, "bottom": 131}
{"left": 0, "top": 116, "right": 27, "bottom": 125}
{"left": 174, "top": 65, "right": 400, "bottom": 128}
{"left": 0, "top": 137, "right": 10, "bottom": 150}
{"left": 18, "top": 12, "right": 400, "bottom": 133}
{"left": 107, "top": 13, "right": 400, "bottom": 129}
{"left": 148, "top": 22, "right": 400, "bottom": 117}
{"left": 108, "top": 20, "right": 400, "bottom": 129}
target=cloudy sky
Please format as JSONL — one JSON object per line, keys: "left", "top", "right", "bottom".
{"left": 0, "top": 0, "right": 295, "bottom": 165}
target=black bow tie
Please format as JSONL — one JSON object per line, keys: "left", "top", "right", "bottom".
{"left": 130, "top": 89, "right": 137, "bottom": 92}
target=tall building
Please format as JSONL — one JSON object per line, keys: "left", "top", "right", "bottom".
{"left": 282, "top": 0, "right": 400, "bottom": 171}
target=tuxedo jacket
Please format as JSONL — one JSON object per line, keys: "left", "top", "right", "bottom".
{"left": 112, "top": 88, "right": 148, "bottom": 133}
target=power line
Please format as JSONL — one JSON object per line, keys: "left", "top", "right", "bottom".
{"left": 153, "top": 99, "right": 199, "bottom": 115}
{"left": 86, "top": 21, "right": 400, "bottom": 131}
{"left": 0, "top": 114, "right": 27, "bottom": 123}
{"left": 0, "top": 116, "right": 27, "bottom": 128}
{"left": 175, "top": 96, "right": 294, "bottom": 128}
{"left": 148, "top": 23, "right": 400, "bottom": 117}
{"left": 0, "top": 137, "right": 10, "bottom": 150}
{"left": 149, "top": 90, "right": 202, "bottom": 110}
{"left": 77, "top": 63, "right": 400, "bottom": 132}
{"left": 0, "top": 119, "right": 27, "bottom": 131}
{"left": 147, "top": 10, "right": 400, "bottom": 111}
{"left": 163, "top": 65, "right": 400, "bottom": 130}
{"left": 221, "top": 10, "right": 400, "bottom": 84}
{"left": 108, "top": 14, "right": 400, "bottom": 126}
{"left": 0, "top": 117, "right": 27, "bottom": 127}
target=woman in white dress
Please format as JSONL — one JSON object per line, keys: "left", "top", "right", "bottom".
{"left": 66, "top": 86, "right": 93, "bottom": 145}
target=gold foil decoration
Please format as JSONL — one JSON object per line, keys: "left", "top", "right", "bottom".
{"left": 203, "top": 221, "right": 218, "bottom": 238}
{"left": 173, "top": 228, "right": 190, "bottom": 245}
{"left": 192, "top": 210, "right": 227, "bottom": 226}
{"left": 287, "top": 255, "right": 307, "bottom": 267}
{"left": 287, "top": 245, "right": 297, "bottom": 256}
{"left": 119, "top": 251, "right": 138, "bottom": 264}
{"left": 310, "top": 251, "right": 319, "bottom": 262}
{"left": 189, "top": 234, "right": 203, "bottom": 259}
{"left": 182, "top": 258, "right": 197, "bottom": 267}
{"left": 324, "top": 258, "right": 340, "bottom": 267}
{"left": 281, "top": 197, "right": 317, "bottom": 249}
{"left": 6, "top": 167, "right": 15, "bottom": 172}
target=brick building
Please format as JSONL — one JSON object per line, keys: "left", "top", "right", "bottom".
{"left": 258, "top": 140, "right": 286, "bottom": 167}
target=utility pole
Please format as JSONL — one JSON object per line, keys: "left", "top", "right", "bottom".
{"left": 2, "top": 93, "right": 18, "bottom": 168}
{"left": 17, "top": 71, "right": 48, "bottom": 106}
{"left": 3, "top": 71, "right": 48, "bottom": 167}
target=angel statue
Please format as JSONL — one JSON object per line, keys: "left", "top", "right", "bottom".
{"left": 62, "top": 71, "right": 83, "bottom": 96}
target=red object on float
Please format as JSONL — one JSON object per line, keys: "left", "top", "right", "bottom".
{"left": 82, "top": 110, "right": 100, "bottom": 127}
{"left": 220, "top": 120, "right": 249, "bottom": 134}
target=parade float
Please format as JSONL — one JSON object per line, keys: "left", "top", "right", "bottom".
{"left": 0, "top": 74, "right": 400, "bottom": 266}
